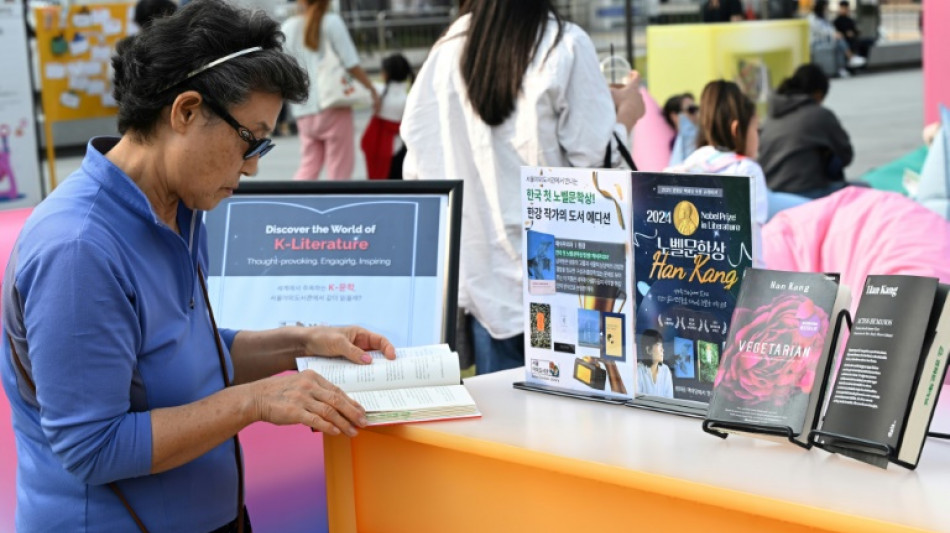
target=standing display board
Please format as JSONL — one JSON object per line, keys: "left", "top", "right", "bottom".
{"left": 0, "top": 2, "right": 43, "bottom": 209}
{"left": 204, "top": 180, "right": 463, "bottom": 349}
{"left": 518, "top": 167, "right": 756, "bottom": 417}
{"left": 33, "top": 2, "right": 134, "bottom": 188}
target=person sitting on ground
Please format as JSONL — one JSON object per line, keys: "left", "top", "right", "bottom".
{"left": 758, "top": 64, "right": 855, "bottom": 199}
{"left": 809, "top": 0, "right": 866, "bottom": 78}
{"left": 662, "top": 92, "right": 699, "bottom": 166}
{"left": 666, "top": 80, "right": 810, "bottom": 264}
{"left": 833, "top": 0, "right": 874, "bottom": 59}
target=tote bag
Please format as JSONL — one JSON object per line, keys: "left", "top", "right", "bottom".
{"left": 316, "top": 37, "right": 371, "bottom": 109}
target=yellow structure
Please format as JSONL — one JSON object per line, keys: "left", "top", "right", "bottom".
{"left": 646, "top": 20, "right": 810, "bottom": 116}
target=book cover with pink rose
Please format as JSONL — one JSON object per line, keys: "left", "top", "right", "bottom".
{"left": 704, "top": 269, "right": 851, "bottom": 447}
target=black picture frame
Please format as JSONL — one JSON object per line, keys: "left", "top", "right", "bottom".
{"left": 204, "top": 179, "right": 463, "bottom": 350}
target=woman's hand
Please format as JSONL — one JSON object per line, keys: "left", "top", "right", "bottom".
{"left": 301, "top": 325, "right": 397, "bottom": 364}
{"left": 245, "top": 370, "right": 368, "bottom": 436}
{"left": 610, "top": 70, "right": 646, "bottom": 134}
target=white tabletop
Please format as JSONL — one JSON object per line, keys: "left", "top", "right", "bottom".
{"left": 395, "top": 368, "right": 950, "bottom": 532}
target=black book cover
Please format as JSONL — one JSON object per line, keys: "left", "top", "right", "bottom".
{"left": 706, "top": 269, "right": 840, "bottom": 435}
{"left": 820, "top": 275, "right": 939, "bottom": 450}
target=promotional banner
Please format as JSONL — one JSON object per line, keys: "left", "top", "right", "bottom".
{"left": 521, "top": 167, "right": 635, "bottom": 399}
{"left": 204, "top": 194, "right": 451, "bottom": 348}
{"left": 631, "top": 172, "right": 753, "bottom": 409}
{"left": 0, "top": 1, "right": 43, "bottom": 208}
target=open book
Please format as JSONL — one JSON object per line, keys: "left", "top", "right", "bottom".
{"left": 296, "top": 344, "right": 480, "bottom": 425}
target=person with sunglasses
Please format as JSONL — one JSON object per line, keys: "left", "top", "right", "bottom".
{"left": 0, "top": 1, "right": 395, "bottom": 531}
{"left": 662, "top": 92, "right": 699, "bottom": 167}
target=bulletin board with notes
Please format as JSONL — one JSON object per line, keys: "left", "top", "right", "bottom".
{"left": 34, "top": 3, "right": 134, "bottom": 123}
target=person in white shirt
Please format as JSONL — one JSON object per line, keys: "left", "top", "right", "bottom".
{"left": 282, "top": 0, "right": 379, "bottom": 180}
{"left": 636, "top": 329, "right": 673, "bottom": 398}
{"left": 401, "top": 0, "right": 645, "bottom": 374}
{"left": 360, "top": 53, "right": 413, "bottom": 179}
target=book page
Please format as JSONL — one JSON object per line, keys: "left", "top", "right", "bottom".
{"left": 296, "top": 345, "right": 459, "bottom": 393}
{"left": 349, "top": 384, "right": 476, "bottom": 413}
{"left": 296, "top": 343, "right": 451, "bottom": 369}
{"left": 899, "top": 285, "right": 950, "bottom": 465}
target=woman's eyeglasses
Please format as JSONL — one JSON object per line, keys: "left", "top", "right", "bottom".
{"left": 201, "top": 96, "right": 275, "bottom": 160}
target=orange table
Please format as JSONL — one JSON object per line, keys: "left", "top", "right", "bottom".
{"left": 325, "top": 369, "right": 950, "bottom": 533}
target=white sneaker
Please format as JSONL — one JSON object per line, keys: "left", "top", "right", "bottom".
{"left": 838, "top": 68, "right": 851, "bottom": 78}
{"left": 848, "top": 55, "right": 867, "bottom": 68}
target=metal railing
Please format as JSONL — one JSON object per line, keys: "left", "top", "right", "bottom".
{"left": 341, "top": 7, "right": 456, "bottom": 54}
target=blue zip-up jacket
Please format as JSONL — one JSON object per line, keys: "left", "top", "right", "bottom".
{"left": 1, "top": 137, "right": 241, "bottom": 531}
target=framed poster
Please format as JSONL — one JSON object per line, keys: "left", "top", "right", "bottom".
{"left": 204, "top": 180, "right": 463, "bottom": 349}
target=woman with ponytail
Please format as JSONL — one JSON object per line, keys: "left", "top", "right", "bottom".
{"left": 282, "top": 0, "right": 379, "bottom": 180}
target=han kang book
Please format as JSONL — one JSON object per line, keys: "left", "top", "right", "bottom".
{"left": 703, "top": 269, "right": 851, "bottom": 447}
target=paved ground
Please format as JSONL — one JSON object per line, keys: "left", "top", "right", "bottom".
{"left": 42, "top": 66, "right": 925, "bottom": 186}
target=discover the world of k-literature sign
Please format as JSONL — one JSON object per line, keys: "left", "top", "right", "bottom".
{"left": 203, "top": 194, "right": 448, "bottom": 347}
{"left": 521, "top": 166, "right": 635, "bottom": 399}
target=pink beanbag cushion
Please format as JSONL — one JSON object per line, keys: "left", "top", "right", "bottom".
{"left": 631, "top": 87, "right": 675, "bottom": 172}
{"left": 764, "top": 186, "right": 950, "bottom": 298}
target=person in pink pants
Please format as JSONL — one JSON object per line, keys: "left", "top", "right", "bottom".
{"left": 293, "top": 107, "right": 354, "bottom": 180}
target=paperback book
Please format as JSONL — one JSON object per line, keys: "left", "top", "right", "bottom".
{"left": 296, "top": 344, "right": 480, "bottom": 425}
{"left": 814, "top": 275, "right": 950, "bottom": 469}
{"left": 704, "top": 269, "right": 851, "bottom": 446}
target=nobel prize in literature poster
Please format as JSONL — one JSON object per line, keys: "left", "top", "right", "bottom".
{"left": 521, "top": 166, "right": 634, "bottom": 399}
{"left": 629, "top": 172, "right": 754, "bottom": 413}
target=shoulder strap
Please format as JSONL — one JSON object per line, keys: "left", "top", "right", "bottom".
{"left": 198, "top": 264, "right": 246, "bottom": 533}
{"left": 603, "top": 132, "right": 638, "bottom": 171}
{"left": 615, "top": 132, "right": 638, "bottom": 171}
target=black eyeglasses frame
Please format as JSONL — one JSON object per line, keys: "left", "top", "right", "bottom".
{"left": 201, "top": 96, "right": 275, "bottom": 160}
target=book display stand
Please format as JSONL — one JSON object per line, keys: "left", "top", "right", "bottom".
{"left": 512, "top": 380, "right": 629, "bottom": 405}
{"left": 702, "top": 309, "right": 854, "bottom": 449}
